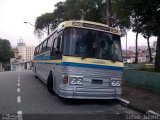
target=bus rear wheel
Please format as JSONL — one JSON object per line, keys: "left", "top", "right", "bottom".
{"left": 47, "top": 72, "right": 54, "bottom": 94}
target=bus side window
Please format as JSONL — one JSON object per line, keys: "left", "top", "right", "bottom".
{"left": 34, "top": 47, "right": 37, "bottom": 55}
{"left": 42, "top": 40, "right": 47, "bottom": 52}
{"left": 51, "top": 38, "right": 57, "bottom": 60}
{"left": 51, "top": 35, "right": 62, "bottom": 60}
{"left": 53, "top": 38, "right": 58, "bottom": 51}
{"left": 47, "top": 35, "right": 54, "bottom": 49}
{"left": 57, "top": 35, "right": 61, "bottom": 50}
{"left": 39, "top": 44, "right": 42, "bottom": 53}
{"left": 56, "top": 35, "right": 62, "bottom": 59}
{"left": 37, "top": 46, "right": 40, "bottom": 54}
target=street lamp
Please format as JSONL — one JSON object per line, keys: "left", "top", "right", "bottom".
{"left": 24, "top": 21, "right": 48, "bottom": 34}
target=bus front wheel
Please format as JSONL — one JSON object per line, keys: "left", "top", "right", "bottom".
{"left": 47, "top": 71, "right": 54, "bottom": 94}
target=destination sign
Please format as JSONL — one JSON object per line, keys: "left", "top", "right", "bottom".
{"left": 72, "top": 22, "right": 119, "bottom": 34}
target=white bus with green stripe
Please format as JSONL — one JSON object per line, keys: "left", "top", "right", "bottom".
{"left": 33, "top": 20, "right": 123, "bottom": 99}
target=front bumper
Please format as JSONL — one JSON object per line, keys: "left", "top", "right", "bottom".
{"left": 58, "top": 85, "right": 122, "bottom": 99}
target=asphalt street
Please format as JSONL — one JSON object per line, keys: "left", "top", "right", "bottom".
{"left": 0, "top": 70, "right": 142, "bottom": 120}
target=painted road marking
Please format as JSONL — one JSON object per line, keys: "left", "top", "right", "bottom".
{"left": 17, "top": 96, "right": 21, "bottom": 103}
{"left": 17, "top": 83, "right": 20, "bottom": 87}
{"left": 17, "top": 74, "right": 23, "bottom": 120}
{"left": 17, "top": 88, "right": 20, "bottom": 93}
{"left": 17, "top": 111, "right": 23, "bottom": 120}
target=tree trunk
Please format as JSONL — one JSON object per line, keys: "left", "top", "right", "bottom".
{"left": 0, "top": 61, "right": 2, "bottom": 71}
{"left": 47, "top": 24, "right": 50, "bottom": 35}
{"left": 135, "top": 32, "right": 139, "bottom": 63}
{"left": 147, "top": 35, "right": 152, "bottom": 63}
{"left": 106, "top": 0, "right": 111, "bottom": 26}
{"left": 155, "top": 33, "right": 160, "bottom": 71}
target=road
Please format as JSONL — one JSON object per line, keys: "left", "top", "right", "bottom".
{"left": 0, "top": 70, "right": 142, "bottom": 120}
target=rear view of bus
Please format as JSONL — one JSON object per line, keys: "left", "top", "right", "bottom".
{"left": 33, "top": 20, "right": 123, "bottom": 99}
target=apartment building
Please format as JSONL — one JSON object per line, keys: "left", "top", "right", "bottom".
{"left": 17, "top": 42, "right": 35, "bottom": 62}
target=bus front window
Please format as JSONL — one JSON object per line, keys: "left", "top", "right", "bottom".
{"left": 63, "top": 28, "right": 123, "bottom": 61}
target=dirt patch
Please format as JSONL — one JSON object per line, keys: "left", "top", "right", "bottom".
{"left": 121, "top": 82, "right": 160, "bottom": 113}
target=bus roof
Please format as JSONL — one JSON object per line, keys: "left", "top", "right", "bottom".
{"left": 57, "top": 20, "right": 121, "bottom": 35}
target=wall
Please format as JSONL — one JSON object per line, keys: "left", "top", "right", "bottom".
{"left": 123, "top": 69, "right": 160, "bottom": 92}
{"left": 124, "top": 63, "right": 145, "bottom": 70}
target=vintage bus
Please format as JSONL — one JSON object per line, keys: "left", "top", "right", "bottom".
{"left": 33, "top": 20, "right": 123, "bottom": 99}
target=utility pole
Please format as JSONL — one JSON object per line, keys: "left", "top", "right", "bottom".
{"left": 106, "top": 0, "right": 111, "bottom": 27}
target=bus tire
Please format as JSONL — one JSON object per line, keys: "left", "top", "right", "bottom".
{"left": 47, "top": 71, "right": 54, "bottom": 94}
{"left": 33, "top": 66, "right": 36, "bottom": 73}
{"left": 35, "top": 75, "right": 38, "bottom": 79}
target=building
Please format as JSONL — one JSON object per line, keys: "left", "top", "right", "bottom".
{"left": 17, "top": 41, "right": 35, "bottom": 62}
{"left": 123, "top": 41, "right": 157, "bottom": 63}
{"left": 25, "top": 46, "right": 35, "bottom": 61}
{"left": 10, "top": 41, "right": 35, "bottom": 71}
{"left": 129, "top": 46, "right": 156, "bottom": 53}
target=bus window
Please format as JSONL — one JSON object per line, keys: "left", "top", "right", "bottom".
{"left": 42, "top": 40, "right": 47, "bottom": 51}
{"left": 47, "top": 35, "right": 54, "bottom": 49}
{"left": 53, "top": 38, "right": 57, "bottom": 51}
{"left": 34, "top": 47, "right": 37, "bottom": 55}
{"left": 51, "top": 35, "right": 62, "bottom": 60}
{"left": 39, "top": 44, "right": 42, "bottom": 53}
{"left": 57, "top": 35, "right": 62, "bottom": 49}
{"left": 37, "top": 46, "right": 40, "bottom": 54}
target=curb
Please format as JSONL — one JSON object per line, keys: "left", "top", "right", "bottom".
{"left": 117, "top": 98, "right": 160, "bottom": 119}
{"left": 146, "top": 110, "right": 160, "bottom": 119}
{"left": 117, "top": 98, "right": 130, "bottom": 107}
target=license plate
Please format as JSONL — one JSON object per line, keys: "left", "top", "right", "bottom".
{"left": 92, "top": 79, "right": 103, "bottom": 84}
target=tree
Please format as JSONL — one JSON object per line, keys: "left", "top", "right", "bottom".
{"left": 52, "top": 2, "right": 66, "bottom": 27}
{"left": 112, "top": 0, "right": 131, "bottom": 29}
{"left": 132, "top": 18, "right": 142, "bottom": 63}
{"left": 53, "top": 0, "right": 105, "bottom": 23}
{"left": 118, "top": 0, "right": 160, "bottom": 65}
{"left": 0, "top": 38, "right": 13, "bottom": 70}
{"left": 129, "top": 0, "right": 160, "bottom": 70}
{"left": 34, "top": 13, "right": 54, "bottom": 36}
{"left": 141, "top": 21, "right": 156, "bottom": 63}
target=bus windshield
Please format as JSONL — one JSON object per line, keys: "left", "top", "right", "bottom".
{"left": 63, "top": 27, "right": 123, "bottom": 61}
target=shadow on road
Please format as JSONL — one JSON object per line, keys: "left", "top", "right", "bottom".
{"left": 57, "top": 97, "right": 119, "bottom": 106}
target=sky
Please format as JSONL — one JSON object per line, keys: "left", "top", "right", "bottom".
{"left": 0, "top": 0, "right": 157, "bottom": 49}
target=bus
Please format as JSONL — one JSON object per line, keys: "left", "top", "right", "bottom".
{"left": 33, "top": 20, "right": 123, "bottom": 99}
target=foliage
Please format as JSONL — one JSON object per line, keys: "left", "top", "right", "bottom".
{"left": 34, "top": 13, "right": 54, "bottom": 36}
{"left": 52, "top": 2, "right": 66, "bottom": 28}
{"left": 0, "top": 38, "right": 13, "bottom": 70}
{"left": 112, "top": 0, "right": 131, "bottom": 29}
{"left": 116, "top": 0, "right": 160, "bottom": 66}
{"left": 128, "top": 0, "right": 160, "bottom": 71}
{"left": 52, "top": 0, "right": 105, "bottom": 24}
{"left": 35, "top": 0, "right": 132, "bottom": 32}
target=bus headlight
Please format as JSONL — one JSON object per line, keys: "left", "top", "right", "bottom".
{"left": 70, "top": 76, "right": 83, "bottom": 85}
{"left": 110, "top": 78, "right": 121, "bottom": 86}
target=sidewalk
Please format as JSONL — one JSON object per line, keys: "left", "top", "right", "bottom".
{"left": 121, "top": 82, "right": 160, "bottom": 114}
